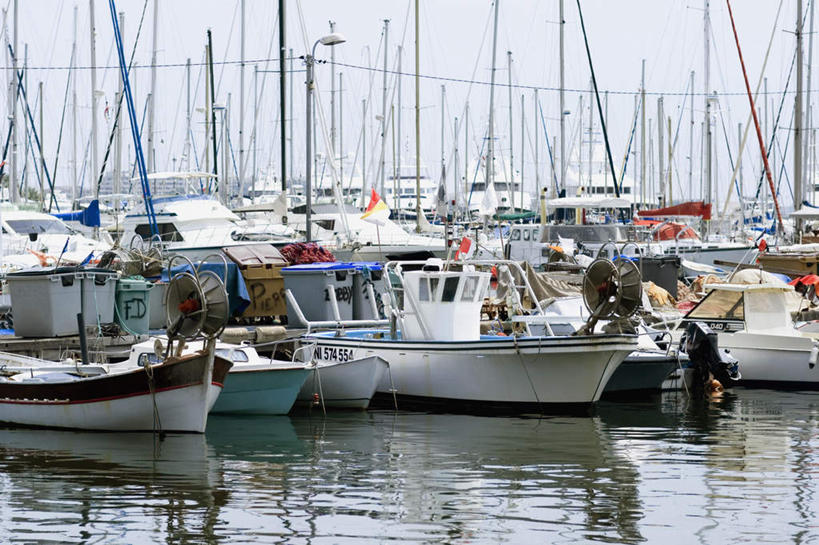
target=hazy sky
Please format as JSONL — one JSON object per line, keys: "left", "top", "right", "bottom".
{"left": 1, "top": 0, "right": 808, "bottom": 207}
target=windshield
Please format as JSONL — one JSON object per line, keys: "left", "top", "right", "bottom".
{"left": 687, "top": 289, "right": 744, "bottom": 321}
{"left": 6, "top": 218, "right": 72, "bottom": 235}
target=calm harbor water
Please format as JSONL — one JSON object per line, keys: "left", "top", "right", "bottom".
{"left": 0, "top": 389, "right": 817, "bottom": 544}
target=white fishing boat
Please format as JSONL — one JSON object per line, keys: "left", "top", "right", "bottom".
{"left": 0, "top": 348, "right": 231, "bottom": 432}
{"left": 299, "top": 259, "right": 637, "bottom": 413}
{"left": 679, "top": 282, "right": 819, "bottom": 388}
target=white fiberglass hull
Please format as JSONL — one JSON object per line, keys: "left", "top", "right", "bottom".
{"left": 297, "top": 356, "right": 389, "bottom": 409}
{"left": 306, "top": 331, "right": 635, "bottom": 412}
{"left": 719, "top": 332, "right": 819, "bottom": 388}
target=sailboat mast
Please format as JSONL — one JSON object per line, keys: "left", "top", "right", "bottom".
{"left": 640, "top": 59, "right": 646, "bottom": 207}
{"left": 381, "top": 19, "right": 389, "bottom": 197}
{"left": 414, "top": 0, "right": 421, "bottom": 230}
{"left": 397, "top": 45, "right": 402, "bottom": 209}
{"left": 89, "top": 0, "right": 99, "bottom": 204}
{"left": 330, "top": 20, "right": 336, "bottom": 165}
{"left": 184, "top": 57, "right": 191, "bottom": 172}
{"left": 520, "top": 93, "right": 524, "bottom": 213}
{"left": 558, "top": 0, "right": 565, "bottom": 193}
{"left": 507, "top": 51, "right": 515, "bottom": 210}
{"left": 238, "top": 0, "right": 245, "bottom": 196}
{"left": 464, "top": 100, "right": 469, "bottom": 212}
{"left": 534, "top": 89, "right": 539, "bottom": 197}
{"left": 147, "top": 0, "right": 157, "bottom": 173}
{"left": 279, "top": 0, "right": 287, "bottom": 193}
{"left": 796, "top": 0, "right": 804, "bottom": 222}
{"left": 704, "top": 0, "right": 712, "bottom": 216}
{"left": 71, "top": 5, "right": 78, "bottom": 202}
{"left": 658, "top": 96, "right": 664, "bottom": 205}
{"left": 114, "top": 13, "right": 124, "bottom": 198}
{"left": 689, "top": 70, "right": 694, "bottom": 201}
{"left": 440, "top": 84, "right": 445, "bottom": 193}
{"left": 10, "top": 0, "right": 18, "bottom": 203}
{"left": 487, "top": 0, "right": 500, "bottom": 209}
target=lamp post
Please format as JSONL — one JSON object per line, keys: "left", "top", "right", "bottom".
{"left": 305, "top": 33, "right": 346, "bottom": 242}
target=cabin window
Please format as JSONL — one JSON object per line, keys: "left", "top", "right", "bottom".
{"left": 510, "top": 229, "right": 521, "bottom": 241}
{"left": 137, "top": 353, "right": 163, "bottom": 367}
{"left": 418, "top": 278, "right": 430, "bottom": 301}
{"left": 216, "top": 348, "right": 250, "bottom": 363}
{"left": 135, "top": 222, "right": 183, "bottom": 242}
{"left": 442, "top": 277, "right": 460, "bottom": 302}
{"left": 461, "top": 276, "right": 479, "bottom": 301}
{"left": 687, "top": 289, "right": 745, "bottom": 321}
{"left": 430, "top": 277, "right": 440, "bottom": 299}
{"left": 523, "top": 229, "right": 531, "bottom": 241}
{"left": 6, "top": 218, "right": 71, "bottom": 235}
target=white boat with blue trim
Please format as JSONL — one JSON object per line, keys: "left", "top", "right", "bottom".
{"left": 300, "top": 259, "right": 638, "bottom": 413}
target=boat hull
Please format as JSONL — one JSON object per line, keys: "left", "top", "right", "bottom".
{"left": 0, "top": 351, "right": 231, "bottom": 432}
{"left": 211, "top": 365, "right": 311, "bottom": 415}
{"left": 603, "top": 351, "right": 679, "bottom": 395}
{"left": 297, "top": 356, "right": 389, "bottom": 409}
{"left": 305, "top": 331, "right": 634, "bottom": 413}
{"left": 719, "top": 332, "right": 819, "bottom": 389}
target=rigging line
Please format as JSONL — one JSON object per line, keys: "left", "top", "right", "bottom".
{"left": 96, "top": 0, "right": 150, "bottom": 196}
{"left": 328, "top": 59, "right": 811, "bottom": 97}
{"left": 49, "top": 43, "right": 75, "bottom": 192}
{"left": 575, "top": 0, "right": 620, "bottom": 199}
{"left": 537, "top": 99, "right": 560, "bottom": 195}
{"left": 751, "top": 14, "right": 800, "bottom": 203}
{"left": 214, "top": 0, "right": 240, "bottom": 99}
{"left": 4, "top": 56, "right": 298, "bottom": 70}
{"left": 715, "top": 97, "right": 744, "bottom": 213}
{"left": 719, "top": 0, "right": 784, "bottom": 217}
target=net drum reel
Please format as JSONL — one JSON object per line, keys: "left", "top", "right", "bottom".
{"left": 577, "top": 257, "right": 643, "bottom": 335}
{"left": 164, "top": 254, "right": 230, "bottom": 344}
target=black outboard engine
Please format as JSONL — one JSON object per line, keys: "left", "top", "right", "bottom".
{"left": 680, "top": 321, "right": 740, "bottom": 390}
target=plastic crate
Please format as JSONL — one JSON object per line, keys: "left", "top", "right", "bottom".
{"left": 281, "top": 263, "right": 355, "bottom": 323}
{"left": 6, "top": 267, "right": 83, "bottom": 337}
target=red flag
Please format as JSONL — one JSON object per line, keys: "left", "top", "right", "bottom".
{"left": 757, "top": 238, "right": 767, "bottom": 252}
{"left": 455, "top": 236, "right": 475, "bottom": 260}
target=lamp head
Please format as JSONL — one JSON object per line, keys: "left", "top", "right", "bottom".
{"left": 319, "top": 33, "right": 346, "bottom": 46}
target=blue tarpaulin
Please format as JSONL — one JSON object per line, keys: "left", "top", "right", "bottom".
{"left": 156, "top": 262, "right": 250, "bottom": 317}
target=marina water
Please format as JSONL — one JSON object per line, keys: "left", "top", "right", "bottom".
{"left": 0, "top": 388, "right": 816, "bottom": 544}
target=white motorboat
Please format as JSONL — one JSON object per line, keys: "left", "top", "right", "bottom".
{"left": 0, "top": 348, "right": 231, "bottom": 432}
{"left": 678, "top": 282, "right": 819, "bottom": 388}
{"left": 127, "top": 339, "right": 311, "bottom": 415}
{"left": 292, "top": 352, "right": 389, "bottom": 409}
{"left": 301, "top": 259, "right": 637, "bottom": 413}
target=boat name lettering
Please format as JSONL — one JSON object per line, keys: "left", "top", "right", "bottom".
{"left": 319, "top": 346, "right": 353, "bottom": 362}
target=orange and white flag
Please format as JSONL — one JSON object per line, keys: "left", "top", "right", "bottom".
{"left": 360, "top": 188, "right": 391, "bottom": 225}
{"left": 455, "top": 236, "right": 475, "bottom": 260}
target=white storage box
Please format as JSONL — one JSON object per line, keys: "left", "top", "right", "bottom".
{"left": 7, "top": 267, "right": 83, "bottom": 337}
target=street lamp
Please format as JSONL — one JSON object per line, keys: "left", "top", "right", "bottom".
{"left": 305, "top": 32, "right": 346, "bottom": 242}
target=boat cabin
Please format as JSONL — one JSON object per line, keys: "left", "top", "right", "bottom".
{"left": 682, "top": 283, "right": 797, "bottom": 335}
{"left": 400, "top": 264, "right": 490, "bottom": 342}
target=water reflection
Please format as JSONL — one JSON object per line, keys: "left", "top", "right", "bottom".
{"left": 0, "top": 390, "right": 816, "bottom": 544}
{"left": 0, "top": 428, "right": 222, "bottom": 543}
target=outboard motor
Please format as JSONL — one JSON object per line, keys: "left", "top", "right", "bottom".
{"left": 680, "top": 321, "right": 740, "bottom": 391}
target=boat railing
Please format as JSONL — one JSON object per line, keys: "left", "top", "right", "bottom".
{"left": 284, "top": 289, "right": 389, "bottom": 334}
{"left": 385, "top": 259, "right": 548, "bottom": 337}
